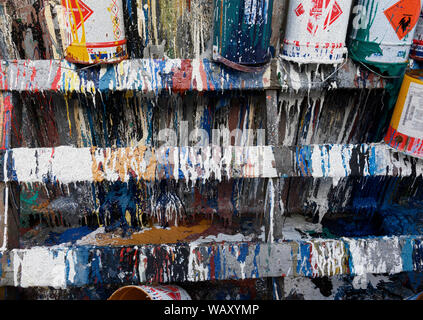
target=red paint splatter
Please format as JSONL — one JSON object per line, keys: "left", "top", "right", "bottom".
{"left": 172, "top": 60, "right": 193, "bottom": 94}
{"left": 51, "top": 62, "right": 62, "bottom": 91}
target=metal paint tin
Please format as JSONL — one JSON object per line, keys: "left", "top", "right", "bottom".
{"left": 384, "top": 70, "right": 423, "bottom": 159}
{"left": 108, "top": 285, "right": 191, "bottom": 300}
{"left": 410, "top": 10, "right": 423, "bottom": 61}
{"left": 281, "top": 0, "right": 353, "bottom": 64}
{"left": 349, "top": 0, "right": 422, "bottom": 66}
{"left": 61, "top": 0, "right": 128, "bottom": 64}
{"left": 212, "top": 0, "right": 274, "bottom": 72}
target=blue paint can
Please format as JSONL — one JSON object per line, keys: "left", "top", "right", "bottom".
{"left": 212, "top": 0, "right": 274, "bottom": 72}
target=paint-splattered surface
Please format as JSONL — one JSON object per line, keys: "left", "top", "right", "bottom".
{"left": 0, "top": 0, "right": 422, "bottom": 301}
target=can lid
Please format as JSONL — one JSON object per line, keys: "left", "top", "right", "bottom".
{"left": 406, "top": 69, "right": 423, "bottom": 81}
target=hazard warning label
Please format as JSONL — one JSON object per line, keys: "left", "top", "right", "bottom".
{"left": 295, "top": 0, "right": 344, "bottom": 35}
{"left": 384, "top": 0, "right": 421, "bottom": 40}
{"left": 62, "top": 0, "right": 94, "bottom": 30}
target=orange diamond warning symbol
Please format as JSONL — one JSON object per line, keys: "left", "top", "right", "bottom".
{"left": 384, "top": 0, "right": 421, "bottom": 40}
{"left": 62, "top": 0, "right": 93, "bottom": 30}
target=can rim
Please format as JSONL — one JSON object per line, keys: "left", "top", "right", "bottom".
{"left": 406, "top": 69, "right": 423, "bottom": 82}
{"left": 66, "top": 40, "right": 127, "bottom": 48}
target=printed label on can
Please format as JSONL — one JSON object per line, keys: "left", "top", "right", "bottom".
{"left": 282, "top": 0, "right": 352, "bottom": 64}
{"left": 397, "top": 81, "right": 423, "bottom": 139}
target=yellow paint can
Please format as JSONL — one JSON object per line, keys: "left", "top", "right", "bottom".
{"left": 384, "top": 70, "right": 423, "bottom": 159}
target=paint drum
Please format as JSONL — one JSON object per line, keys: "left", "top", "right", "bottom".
{"left": 212, "top": 0, "right": 274, "bottom": 72}
{"left": 410, "top": 10, "right": 423, "bottom": 61}
{"left": 108, "top": 285, "right": 191, "bottom": 300}
{"left": 61, "top": 0, "right": 128, "bottom": 64}
{"left": 349, "top": 0, "right": 422, "bottom": 68}
{"left": 281, "top": 0, "right": 353, "bottom": 64}
{"left": 384, "top": 70, "right": 423, "bottom": 159}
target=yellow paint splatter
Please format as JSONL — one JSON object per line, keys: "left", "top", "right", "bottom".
{"left": 125, "top": 210, "right": 132, "bottom": 227}
{"left": 65, "top": 0, "right": 89, "bottom": 63}
{"left": 64, "top": 93, "right": 72, "bottom": 137}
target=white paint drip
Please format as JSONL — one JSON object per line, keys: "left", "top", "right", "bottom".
{"left": 346, "top": 237, "right": 403, "bottom": 275}
{"left": 1, "top": 150, "right": 8, "bottom": 250}
{"left": 309, "top": 240, "right": 346, "bottom": 277}
{"left": 265, "top": 179, "right": 274, "bottom": 243}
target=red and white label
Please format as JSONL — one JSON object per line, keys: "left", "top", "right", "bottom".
{"left": 62, "top": 0, "right": 93, "bottom": 30}
{"left": 295, "top": 0, "right": 343, "bottom": 35}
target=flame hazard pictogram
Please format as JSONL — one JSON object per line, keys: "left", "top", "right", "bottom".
{"left": 384, "top": 0, "right": 421, "bottom": 40}
{"left": 62, "top": 0, "right": 94, "bottom": 30}
{"left": 295, "top": 0, "right": 344, "bottom": 35}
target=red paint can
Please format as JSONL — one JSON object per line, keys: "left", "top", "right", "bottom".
{"left": 108, "top": 285, "right": 192, "bottom": 300}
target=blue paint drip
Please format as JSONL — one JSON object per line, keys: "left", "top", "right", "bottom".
{"left": 126, "top": 0, "right": 132, "bottom": 21}
{"left": 99, "top": 66, "right": 117, "bottom": 92}
{"left": 6, "top": 150, "right": 18, "bottom": 182}
{"left": 296, "top": 243, "right": 312, "bottom": 277}
{"left": 142, "top": 0, "right": 149, "bottom": 47}
{"left": 45, "top": 226, "right": 93, "bottom": 246}
{"left": 413, "top": 239, "right": 423, "bottom": 272}
{"left": 200, "top": 106, "right": 212, "bottom": 140}
{"left": 65, "top": 247, "right": 90, "bottom": 286}
{"left": 90, "top": 250, "right": 103, "bottom": 284}
{"left": 251, "top": 243, "right": 260, "bottom": 278}
{"left": 214, "top": 246, "right": 221, "bottom": 280}
{"left": 295, "top": 146, "right": 312, "bottom": 176}
{"left": 237, "top": 243, "right": 249, "bottom": 264}
{"left": 98, "top": 179, "right": 140, "bottom": 232}
{"left": 402, "top": 237, "right": 416, "bottom": 272}
{"left": 344, "top": 241, "right": 355, "bottom": 276}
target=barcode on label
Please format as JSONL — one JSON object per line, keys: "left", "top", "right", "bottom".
{"left": 397, "top": 82, "right": 423, "bottom": 139}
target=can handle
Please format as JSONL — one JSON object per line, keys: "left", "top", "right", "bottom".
{"left": 214, "top": 54, "right": 269, "bottom": 73}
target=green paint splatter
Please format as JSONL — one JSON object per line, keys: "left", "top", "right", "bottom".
{"left": 348, "top": 0, "right": 406, "bottom": 138}
{"left": 349, "top": 0, "right": 382, "bottom": 63}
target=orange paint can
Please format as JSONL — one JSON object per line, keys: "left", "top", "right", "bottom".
{"left": 384, "top": 70, "right": 423, "bottom": 159}
{"left": 61, "top": 0, "right": 128, "bottom": 64}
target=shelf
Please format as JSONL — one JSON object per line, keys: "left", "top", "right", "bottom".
{"left": 3, "top": 143, "right": 422, "bottom": 184}
{"left": 0, "top": 58, "right": 385, "bottom": 94}
{"left": 0, "top": 235, "right": 421, "bottom": 288}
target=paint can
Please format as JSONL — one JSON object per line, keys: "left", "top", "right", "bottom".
{"left": 281, "top": 0, "right": 354, "bottom": 64}
{"left": 212, "top": 0, "right": 274, "bottom": 72}
{"left": 384, "top": 70, "right": 423, "bottom": 159}
{"left": 61, "top": 0, "right": 128, "bottom": 64}
{"left": 410, "top": 10, "right": 423, "bottom": 61}
{"left": 349, "top": 0, "right": 422, "bottom": 73}
{"left": 108, "top": 285, "right": 191, "bottom": 300}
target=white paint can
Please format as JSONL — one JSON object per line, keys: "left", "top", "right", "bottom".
{"left": 108, "top": 285, "right": 192, "bottom": 300}
{"left": 281, "top": 0, "right": 354, "bottom": 64}
{"left": 61, "top": 0, "right": 128, "bottom": 64}
{"left": 349, "top": 0, "right": 422, "bottom": 65}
